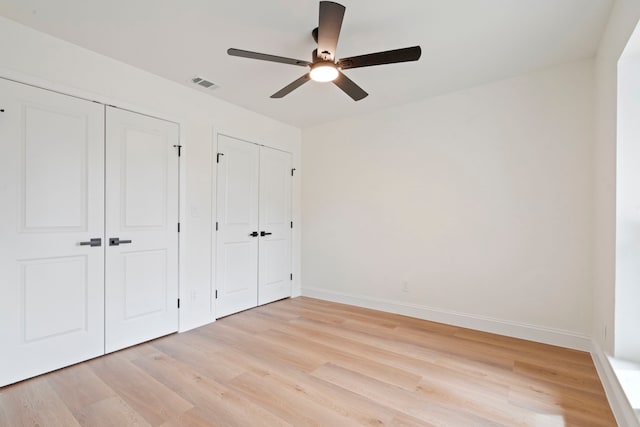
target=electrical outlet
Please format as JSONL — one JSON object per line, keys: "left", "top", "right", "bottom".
{"left": 402, "top": 281, "right": 409, "bottom": 293}
{"left": 191, "top": 290, "right": 198, "bottom": 301}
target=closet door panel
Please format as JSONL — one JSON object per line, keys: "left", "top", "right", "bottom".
{"left": 105, "top": 107, "right": 179, "bottom": 353}
{"left": 215, "top": 135, "right": 259, "bottom": 318}
{"left": 0, "top": 79, "right": 105, "bottom": 386}
{"left": 258, "top": 147, "right": 292, "bottom": 305}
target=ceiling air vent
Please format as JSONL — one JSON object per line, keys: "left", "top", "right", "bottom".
{"left": 191, "top": 76, "right": 218, "bottom": 90}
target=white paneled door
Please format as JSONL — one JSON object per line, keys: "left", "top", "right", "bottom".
{"left": 0, "top": 79, "right": 105, "bottom": 387}
{"left": 215, "top": 135, "right": 292, "bottom": 318}
{"left": 215, "top": 136, "right": 260, "bottom": 318}
{"left": 258, "top": 147, "right": 293, "bottom": 305}
{"left": 105, "top": 107, "right": 179, "bottom": 353}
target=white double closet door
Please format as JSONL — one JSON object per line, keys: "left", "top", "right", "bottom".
{"left": 216, "top": 135, "right": 292, "bottom": 318}
{"left": 0, "top": 78, "right": 179, "bottom": 386}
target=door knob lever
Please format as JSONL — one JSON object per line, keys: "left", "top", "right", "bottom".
{"left": 79, "top": 238, "right": 102, "bottom": 247}
{"left": 249, "top": 231, "right": 259, "bottom": 237}
{"left": 109, "top": 237, "right": 132, "bottom": 246}
{"left": 260, "top": 231, "right": 272, "bottom": 236}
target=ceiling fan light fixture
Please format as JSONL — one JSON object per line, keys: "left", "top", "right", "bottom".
{"left": 309, "top": 62, "right": 339, "bottom": 82}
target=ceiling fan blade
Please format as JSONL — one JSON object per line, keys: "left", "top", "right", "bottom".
{"left": 317, "top": 1, "right": 345, "bottom": 61}
{"left": 338, "top": 46, "right": 422, "bottom": 70}
{"left": 228, "top": 48, "right": 311, "bottom": 67}
{"left": 333, "top": 71, "right": 368, "bottom": 101}
{"left": 271, "top": 74, "right": 311, "bottom": 98}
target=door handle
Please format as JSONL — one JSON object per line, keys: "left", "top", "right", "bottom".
{"left": 260, "top": 231, "right": 272, "bottom": 237}
{"left": 109, "top": 237, "right": 132, "bottom": 246}
{"left": 79, "top": 238, "right": 102, "bottom": 247}
{"left": 249, "top": 231, "right": 259, "bottom": 237}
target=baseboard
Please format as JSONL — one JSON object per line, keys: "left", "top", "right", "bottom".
{"left": 302, "top": 286, "right": 592, "bottom": 351}
{"left": 591, "top": 341, "right": 640, "bottom": 427}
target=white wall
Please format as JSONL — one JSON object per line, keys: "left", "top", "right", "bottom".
{"left": 302, "top": 60, "right": 595, "bottom": 344}
{"left": 0, "top": 16, "right": 302, "bottom": 332}
{"left": 593, "top": 0, "right": 640, "bottom": 355}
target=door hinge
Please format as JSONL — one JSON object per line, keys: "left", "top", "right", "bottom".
{"left": 216, "top": 222, "right": 218, "bottom": 231}
{"left": 177, "top": 298, "right": 181, "bottom": 309}
{"left": 173, "top": 144, "right": 182, "bottom": 156}
{"left": 290, "top": 273, "right": 293, "bottom": 280}
{"left": 291, "top": 168, "right": 296, "bottom": 176}
{"left": 177, "top": 222, "right": 181, "bottom": 232}
{"left": 215, "top": 290, "right": 218, "bottom": 299}
{"left": 217, "top": 152, "right": 224, "bottom": 163}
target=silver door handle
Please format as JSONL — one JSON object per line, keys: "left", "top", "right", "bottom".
{"left": 79, "top": 238, "right": 102, "bottom": 247}
{"left": 109, "top": 237, "right": 132, "bottom": 246}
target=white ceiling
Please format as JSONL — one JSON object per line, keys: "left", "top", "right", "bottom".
{"left": 0, "top": 0, "right": 613, "bottom": 128}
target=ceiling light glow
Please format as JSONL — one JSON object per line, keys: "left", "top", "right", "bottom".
{"left": 310, "top": 63, "right": 339, "bottom": 82}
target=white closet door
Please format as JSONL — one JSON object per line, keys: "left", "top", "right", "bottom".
{"left": 215, "top": 135, "right": 260, "bottom": 318}
{"left": 258, "top": 147, "right": 292, "bottom": 305}
{"left": 0, "top": 79, "right": 105, "bottom": 386}
{"left": 105, "top": 107, "right": 179, "bottom": 353}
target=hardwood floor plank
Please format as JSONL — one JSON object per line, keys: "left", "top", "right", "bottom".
{"left": 259, "top": 303, "right": 347, "bottom": 326}
{"left": 130, "top": 349, "right": 292, "bottom": 427}
{"left": 115, "top": 342, "right": 164, "bottom": 362}
{"left": 228, "top": 371, "right": 361, "bottom": 426}
{"left": 341, "top": 319, "right": 515, "bottom": 369}
{"left": 389, "top": 413, "right": 439, "bottom": 427}
{"left": 513, "top": 359, "right": 606, "bottom": 393}
{"left": 196, "top": 322, "right": 325, "bottom": 372}
{"left": 312, "top": 362, "right": 506, "bottom": 427}
{"left": 287, "top": 298, "right": 461, "bottom": 335}
{"left": 215, "top": 348, "right": 409, "bottom": 426}
{"left": 415, "top": 358, "right": 510, "bottom": 399}
{"left": 452, "top": 328, "right": 594, "bottom": 366}
{"left": 414, "top": 376, "right": 536, "bottom": 426}
{"left": 0, "top": 376, "right": 81, "bottom": 427}
{"left": 267, "top": 318, "right": 454, "bottom": 378}
{"left": 0, "top": 297, "right": 616, "bottom": 426}
{"left": 259, "top": 328, "right": 423, "bottom": 391}
{"left": 507, "top": 384, "right": 616, "bottom": 426}
{"left": 74, "top": 397, "right": 151, "bottom": 427}
{"left": 88, "top": 353, "right": 193, "bottom": 426}
{"left": 156, "top": 408, "right": 218, "bottom": 427}
{"left": 278, "top": 299, "right": 402, "bottom": 329}
{"left": 290, "top": 317, "right": 444, "bottom": 363}
{"left": 149, "top": 337, "right": 245, "bottom": 384}
{"left": 46, "top": 364, "right": 117, "bottom": 414}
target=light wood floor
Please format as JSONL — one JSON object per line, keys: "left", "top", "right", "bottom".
{"left": 0, "top": 297, "right": 616, "bottom": 426}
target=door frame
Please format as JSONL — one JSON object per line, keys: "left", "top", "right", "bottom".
{"left": 212, "top": 132, "right": 294, "bottom": 319}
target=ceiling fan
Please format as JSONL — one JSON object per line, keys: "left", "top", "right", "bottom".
{"left": 227, "top": 1, "right": 422, "bottom": 101}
